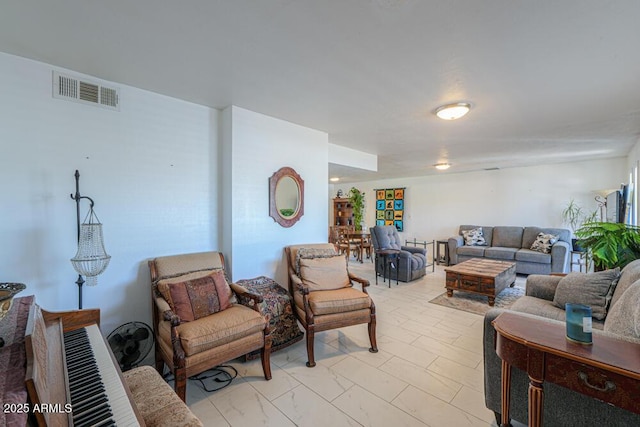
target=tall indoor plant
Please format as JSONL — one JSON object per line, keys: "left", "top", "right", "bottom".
{"left": 349, "top": 187, "right": 365, "bottom": 231}
{"left": 575, "top": 221, "right": 640, "bottom": 270}
{"left": 561, "top": 199, "right": 597, "bottom": 250}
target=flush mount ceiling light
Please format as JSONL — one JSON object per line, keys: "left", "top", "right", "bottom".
{"left": 434, "top": 163, "right": 451, "bottom": 170}
{"left": 434, "top": 102, "right": 471, "bottom": 120}
{"left": 330, "top": 177, "right": 340, "bottom": 182}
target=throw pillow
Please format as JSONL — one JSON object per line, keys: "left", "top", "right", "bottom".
{"left": 530, "top": 232, "right": 558, "bottom": 254}
{"left": 604, "top": 281, "right": 640, "bottom": 339}
{"left": 462, "top": 227, "right": 487, "bottom": 246}
{"left": 552, "top": 269, "right": 621, "bottom": 320}
{"left": 163, "top": 270, "right": 232, "bottom": 322}
{"left": 299, "top": 255, "right": 351, "bottom": 292}
{"left": 295, "top": 247, "right": 339, "bottom": 276}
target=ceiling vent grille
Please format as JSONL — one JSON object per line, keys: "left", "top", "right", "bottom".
{"left": 53, "top": 71, "right": 120, "bottom": 111}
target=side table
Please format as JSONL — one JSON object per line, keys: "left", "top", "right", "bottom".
{"left": 375, "top": 249, "right": 400, "bottom": 288}
{"left": 436, "top": 239, "right": 450, "bottom": 266}
{"left": 235, "top": 276, "right": 303, "bottom": 360}
{"left": 493, "top": 311, "right": 640, "bottom": 427}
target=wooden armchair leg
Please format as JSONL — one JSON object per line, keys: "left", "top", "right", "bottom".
{"left": 174, "top": 368, "right": 187, "bottom": 402}
{"left": 261, "top": 342, "right": 273, "bottom": 380}
{"left": 154, "top": 351, "right": 164, "bottom": 374}
{"left": 305, "top": 327, "right": 316, "bottom": 367}
{"left": 368, "top": 319, "right": 378, "bottom": 353}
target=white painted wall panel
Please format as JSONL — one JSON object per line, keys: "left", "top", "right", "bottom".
{"left": 0, "top": 52, "right": 219, "bottom": 334}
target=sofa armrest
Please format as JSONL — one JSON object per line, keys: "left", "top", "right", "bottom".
{"left": 525, "top": 274, "right": 563, "bottom": 300}
{"left": 550, "top": 240, "right": 571, "bottom": 273}
{"left": 448, "top": 236, "right": 463, "bottom": 264}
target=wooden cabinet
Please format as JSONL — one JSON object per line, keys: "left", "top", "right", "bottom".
{"left": 333, "top": 198, "right": 354, "bottom": 226}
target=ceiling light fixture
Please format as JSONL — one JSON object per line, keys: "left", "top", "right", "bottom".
{"left": 434, "top": 102, "right": 471, "bottom": 120}
{"left": 434, "top": 163, "right": 451, "bottom": 170}
{"left": 330, "top": 177, "right": 340, "bottom": 182}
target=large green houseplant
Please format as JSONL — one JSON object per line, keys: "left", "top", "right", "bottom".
{"left": 575, "top": 221, "right": 640, "bottom": 270}
{"left": 349, "top": 187, "right": 365, "bottom": 231}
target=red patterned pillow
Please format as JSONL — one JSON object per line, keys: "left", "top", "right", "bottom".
{"left": 166, "top": 270, "right": 231, "bottom": 322}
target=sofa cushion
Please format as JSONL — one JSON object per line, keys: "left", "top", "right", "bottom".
{"left": 457, "top": 245, "right": 486, "bottom": 257}
{"left": 462, "top": 227, "right": 487, "bottom": 246}
{"left": 552, "top": 269, "right": 621, "bottom": 320}
{"left": 162, "top": 270, "right": 232, "bottom": 322}
{"left": 492, "top": 226, "right": 524, "bottom": 248}
{"left": 299, "top": 255, "right": 350, "bottom": 291}
{"left": 610, "top": 259, "right": 640, "bottom": 310}
{"left": 510, "top": 296, "right": 568, "bottom": 322}
{"left": 485, "top": 247, "right": 518, "bottom": 260}
{"left": 515, "top": 249, "right": 551, "bottom": 264}
{"left": 530, "top": 232, "right": 559, "bottom": 254}
{"left": 604, "top": 281, "right": 640, "bottom": 339}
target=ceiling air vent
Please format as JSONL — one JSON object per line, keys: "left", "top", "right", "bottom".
{"left": 53, "top": 71, "right": 120, "bottom": 111}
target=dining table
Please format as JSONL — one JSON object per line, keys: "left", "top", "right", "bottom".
{"left": 347, "top": 230, "right": 370, "bottom": 263}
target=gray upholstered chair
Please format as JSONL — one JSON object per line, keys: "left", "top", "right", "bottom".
{"left": 370, "top": 225, "right": 427, "bottom": 282}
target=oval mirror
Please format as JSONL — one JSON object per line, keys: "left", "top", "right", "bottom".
{"left": 269, "top": 167, "right": 304, "bottom": 227}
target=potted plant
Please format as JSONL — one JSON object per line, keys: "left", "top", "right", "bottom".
{"left": 561, "top": 199, "right": 597, "bottom": 251}
{"left": 575, "top": 221, "right": 640, "bottom": 270}
{"left": 349, "top": 187, "right": 365, "bottom": 231}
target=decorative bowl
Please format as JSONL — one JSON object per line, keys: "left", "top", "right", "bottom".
{"left": 0, "top": 282, "right": 27, "bottom": 321}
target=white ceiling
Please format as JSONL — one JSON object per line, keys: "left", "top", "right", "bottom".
{"left": 2, "top": 1, "right": 640, "bottom": 182}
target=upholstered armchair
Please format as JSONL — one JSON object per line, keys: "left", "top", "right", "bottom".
{"left": 370, "top": 225, "right": 427, "bottom": 282}
{"left": 148, "top": 251, "right": 272, "bottom": 401}
{"left": 284, "top": 244, "right": 378, "bottom": 367}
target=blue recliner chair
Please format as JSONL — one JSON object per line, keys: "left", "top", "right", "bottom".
{"left": 370, "top": 225, "right": 427, "bottom": 282}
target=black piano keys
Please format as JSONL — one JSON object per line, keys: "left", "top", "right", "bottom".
{"left": 63, "top": 328, "right": 117, "bottom": 427}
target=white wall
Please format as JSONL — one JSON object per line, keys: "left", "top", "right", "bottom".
{"left": 0, "top": 52, "right": 220, "bottom": 334}
{"left": 224, "top": 106, "right": 329, "bottom": 286}
{"left": 332, "top": 158, "right": 627, "bottom": 246}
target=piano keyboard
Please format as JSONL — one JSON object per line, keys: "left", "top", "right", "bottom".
{"left": 64, "top": 325, "right": 140, "bottom": 427}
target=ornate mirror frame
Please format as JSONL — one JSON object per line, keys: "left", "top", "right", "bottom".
{"left": 269, "top": 166, "right": 304, "bottom": 228}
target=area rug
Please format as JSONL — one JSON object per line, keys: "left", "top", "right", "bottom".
{"left": 429, "top": 277, "right": 526, "bottom": 316}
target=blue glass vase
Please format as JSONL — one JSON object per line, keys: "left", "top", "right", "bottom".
{"left": 565, "top": 303, "right": 593, "bottom": 344}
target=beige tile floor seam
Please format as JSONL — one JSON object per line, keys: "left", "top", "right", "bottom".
{"left": 182, "top": 259, "right": 507, "bottom": 426}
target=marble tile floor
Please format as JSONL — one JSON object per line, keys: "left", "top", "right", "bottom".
{"left": 182, "top": 259, "right": 526, "bottom": 427}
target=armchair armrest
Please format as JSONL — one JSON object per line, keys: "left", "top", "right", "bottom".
{"left": 230, "top": 283, "right": 265, "bottom": 304}
{"left": 290, "top": 273, "right": 310, "bottom": 295}
{"left": 524, "top": 274, "right": 563, "bottom": 300}
{"left": 401, "top": 246, "right": 426, "bottom": 255}
{"left": 349, "top": 273, "right": 370, "bottom": 292}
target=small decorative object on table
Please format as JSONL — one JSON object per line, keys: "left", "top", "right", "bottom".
{"left": 235, "top": 276, "right": 303, "bottom": 359}
{"left": 0, "top": 282, "right": 27, "bottom": 319}
{"left": 1, "top": 282, "right": 27, "bottom": 347}
{"left": 565, "top": 303, "right": 593, "bottom": 344}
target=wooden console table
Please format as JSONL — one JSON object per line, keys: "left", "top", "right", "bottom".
{"left": 493, "top": 312, "right": 640, "bottom": 427}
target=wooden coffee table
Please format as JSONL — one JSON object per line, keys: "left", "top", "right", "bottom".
{"left": 444, "top": 258, "right": 516, "bottom": 306}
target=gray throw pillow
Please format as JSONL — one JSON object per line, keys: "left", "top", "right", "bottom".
{"left": 530, "top": 232, "right": 558, "bottom": 254}
{"left": 604, "top": 281, "right": 640, "bottom": 339}
{"left": 462, "top": 227, "right": 487, "bottom": 246}
{"left": 552, "top": 269, "right": 621, "bottom": 320}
